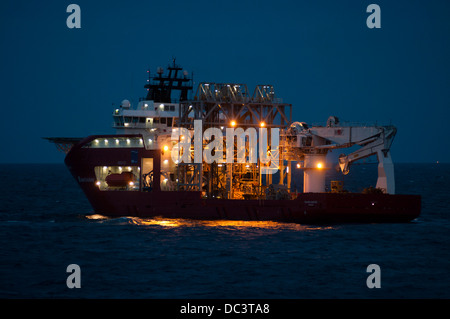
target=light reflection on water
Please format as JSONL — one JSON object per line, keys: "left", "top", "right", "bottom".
{"left": 127, "top": 216, "right": 334, "bottom": 231}
{"left": 85, "top": 214, "right": 110, "bottom": 220}
{"left": 85, "top": 214, "right": 335, "bottom": 231}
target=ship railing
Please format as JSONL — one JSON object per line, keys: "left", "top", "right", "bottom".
{"left": 112, "top": 122, "right": 148, "bottom": 128}
{"left": 192, "top": 95, "right": 284, "bottom": 104}
{"left": 310, "top": 120, "right": 392, "bottom": 128}
{"left": 138, "top": 97, "right": 192, "bottom": 103}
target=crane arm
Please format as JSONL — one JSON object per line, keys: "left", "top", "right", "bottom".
{"left": 338, "top": 126, "right": 396, "bottom": 194}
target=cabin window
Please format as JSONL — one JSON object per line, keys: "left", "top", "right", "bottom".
{"left": 94, "top": 166, "right": 140, "bottom": 191}
{"left": 167, "top": 118, "right": 173, "bottom": 127}
{"left": 163, "top": 104, "right": 175, "bottom": 111}
{"left": 160, "top": 117, "right": 166, "bottom": 124}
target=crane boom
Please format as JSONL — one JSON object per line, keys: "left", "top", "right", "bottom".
{"left": 337, "top": 126, "right": 396, "bottom": 194}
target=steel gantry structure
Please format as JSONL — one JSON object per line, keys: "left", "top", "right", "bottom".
{"left": 175, "top": 82, "right": 293, "bottom": 199}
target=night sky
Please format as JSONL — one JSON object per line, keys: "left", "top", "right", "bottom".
{"left": 1, "top": 0, "right": 449, "bottom": 163}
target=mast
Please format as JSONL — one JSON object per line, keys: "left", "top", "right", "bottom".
{"left": 144, "top": 58, "right": 193, "bottom": 103}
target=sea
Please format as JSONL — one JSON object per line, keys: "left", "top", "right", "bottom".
{"left": 0, "top": 163, "right": 449, "bottom": 299}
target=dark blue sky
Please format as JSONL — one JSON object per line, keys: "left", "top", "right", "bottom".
{"left": 1, "top": 0, "right": 449, "bottom": 163}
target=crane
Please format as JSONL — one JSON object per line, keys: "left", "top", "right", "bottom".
{"left": 283, "top": 116, "right": 397, "bottom": 194}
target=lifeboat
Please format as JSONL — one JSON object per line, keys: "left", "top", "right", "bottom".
{"left": 105, "top": 172, "right": 134, "bottom": 187}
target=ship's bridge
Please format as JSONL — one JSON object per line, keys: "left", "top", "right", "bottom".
{"left": 113, "top": 59, "right": 194, "bottom": 134}
{"left": 113, "top": 99, "right": 187, "bottom": 132}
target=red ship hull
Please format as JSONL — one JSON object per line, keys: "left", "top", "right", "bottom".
{"left": 65, "top": 135, "right": 421, "bottom": 224}
{"left": 81, "top": 190, "right": 421, "bottom": 223}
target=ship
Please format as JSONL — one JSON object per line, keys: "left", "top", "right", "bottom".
{"left": 46, "top": 59, "right": 420, "bottom": 223}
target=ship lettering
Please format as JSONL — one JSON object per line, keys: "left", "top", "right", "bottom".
{"left": 77, "top": 177, "right": 94, "bottom": 183}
